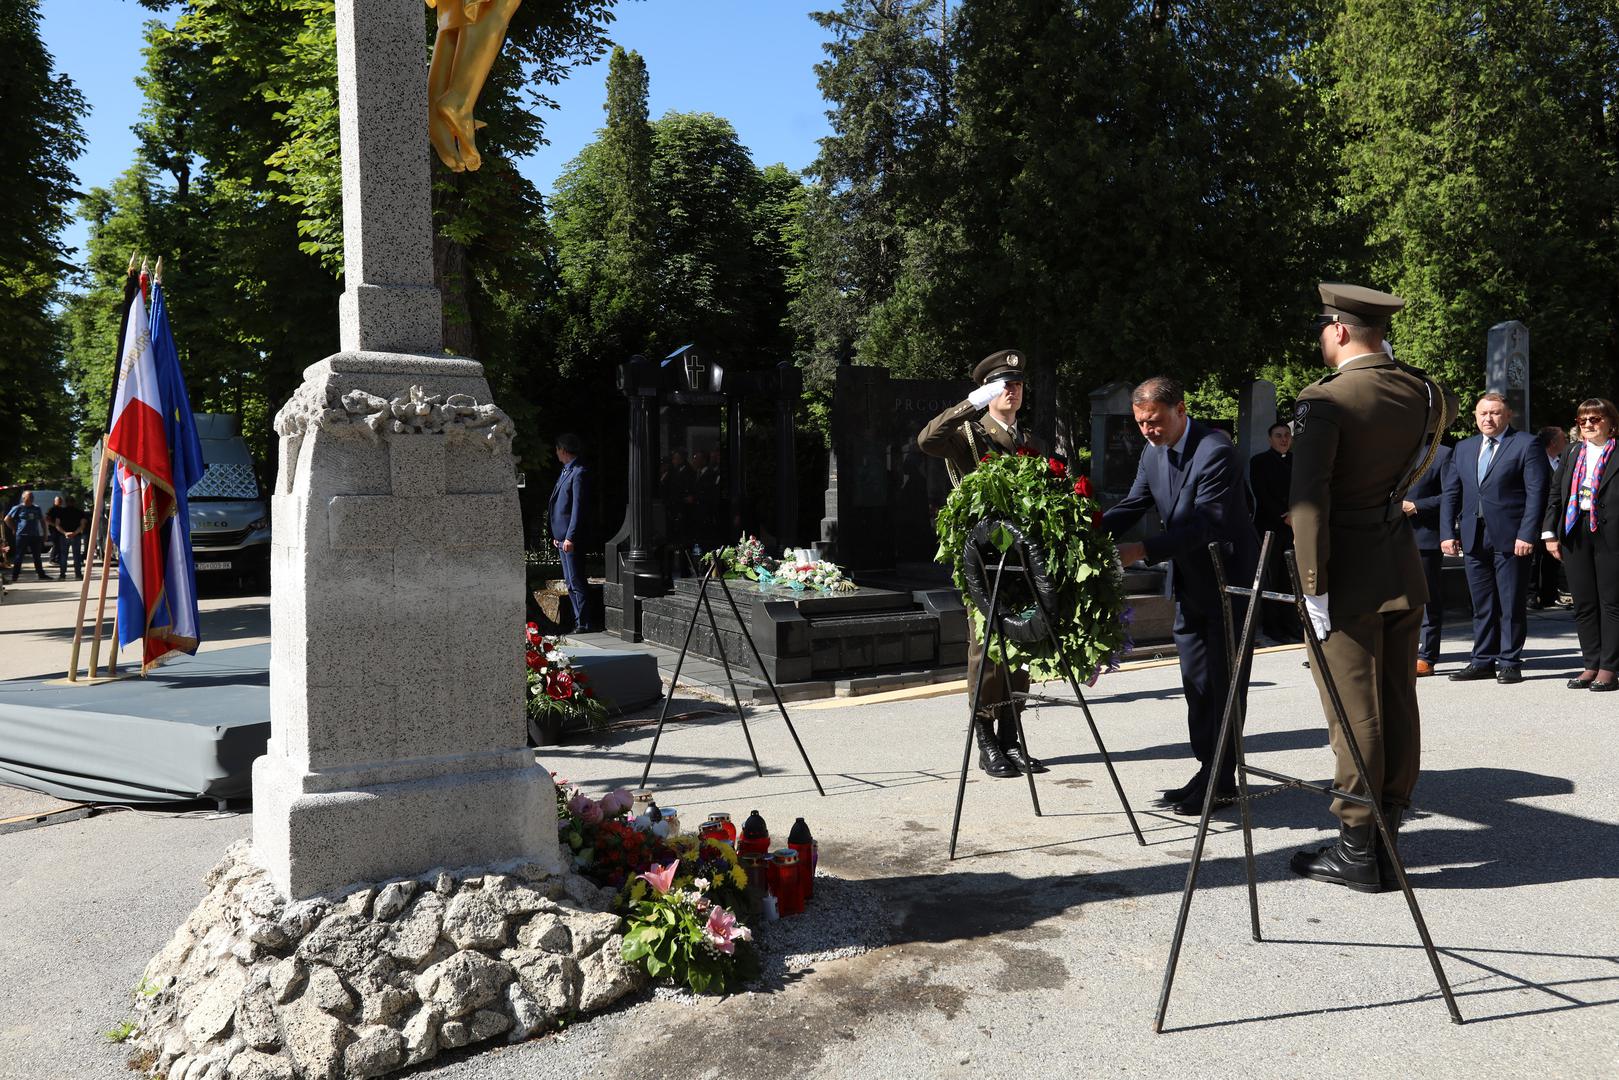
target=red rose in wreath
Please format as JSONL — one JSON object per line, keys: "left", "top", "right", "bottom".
{"left": 1073, "top": 475, "right": 1093, "bottom": 498}
{"left": 1016, "top": 446, "right": 1035, "bottom": 457}
{"left": 1047, "top": 457, "right": 1067, "bottom": 478}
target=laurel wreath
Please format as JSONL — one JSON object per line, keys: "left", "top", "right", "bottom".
{"left": 933, "top": 451, "right": 1131, "bottom": 682}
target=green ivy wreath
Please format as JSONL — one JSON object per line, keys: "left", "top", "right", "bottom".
{"left": 934, "top": 450, "right": 1130, "bottom": 682}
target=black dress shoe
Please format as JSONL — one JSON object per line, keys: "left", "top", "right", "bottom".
{"left": 1290, "top": 823, "right": 1380, "bottom": 892}
{"left": 1448, "top": 664, "right": 1497, "bottom": 682}
{"left": 1002, "top": 745, "right": 1048, "bottom": 774}
{"left": 1496, "top": 666, "right": 1523, "bottom": 684}
{"left": 1591, "top": 680, "right": 1619, "bottom": 693}
{"left": 1568, "top": 675, "right": 1597, "bottom": 689}
{"left": 1154, "top": 775, "right": 1206, "bottom": 806}
{"left": 1170, "top": 789, "right": 1237, "bottom": 817}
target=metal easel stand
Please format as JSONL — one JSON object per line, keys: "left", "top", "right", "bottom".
{"left": 1151, "top": 535, "right": 1461, "bottom": 1031}
{"left": 947, "top": 539, "right": 1146, "bottom": 859}
{"left": 638, "top": 550, "right": 825, "bottom": 796}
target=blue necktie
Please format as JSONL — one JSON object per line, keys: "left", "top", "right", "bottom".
{"left": 1477, "top": 437, "right": 1496, "bottom": 484}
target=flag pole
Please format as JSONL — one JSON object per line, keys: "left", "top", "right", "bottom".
{"left": 69, "top": 252, "right": 140, "bottom": 681}
{"left": 68, "top": 435, "right": 114, "bottom": 681}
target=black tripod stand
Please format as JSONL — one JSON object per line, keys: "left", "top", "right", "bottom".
{"left": 638, "top": 551, "right": 825, "bottom": 796}
{"left": 1152, "top": 534, "right": 1461, "bottom": 1030}
{"left": 947, "top": 527, "right": 1145, "bottom": 859}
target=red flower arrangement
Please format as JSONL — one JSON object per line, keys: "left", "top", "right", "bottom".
{"left": 525, "top": 622, "right": 608, "bottom": 736}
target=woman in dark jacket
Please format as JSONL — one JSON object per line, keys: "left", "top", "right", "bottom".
{"left": 1544, "top": 398, "right": 1619, "bottom": 690}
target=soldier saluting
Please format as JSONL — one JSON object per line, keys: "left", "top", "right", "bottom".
{"left": 1288, "top": 283, "right": 1458, "bottom": 892}
{"left": 919, "top": 349, "right": 1048, "bottom": 778}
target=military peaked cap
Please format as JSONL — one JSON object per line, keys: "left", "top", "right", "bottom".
{"left": 1317, "top": 283, "right": 1405, "bottom": 328}
{"left": 973, "top": 348, "right": 1028, "bottom": 385}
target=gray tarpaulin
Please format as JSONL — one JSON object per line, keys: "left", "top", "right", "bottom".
{"left": 0, "top": 645, "right": 270, "bottom": 804}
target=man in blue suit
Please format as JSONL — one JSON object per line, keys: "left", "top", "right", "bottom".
{"left": 1103, "top": 377, "right": 1259, "bottom": 815}
{"left": 1401, "top": 441, "right": 1453, "bottom": 675}
{"left": 1441, "top": 393, "right": 1549, "bottom": 682}
{"left": 549, "top": 433, "right": 595, "bottom": 632}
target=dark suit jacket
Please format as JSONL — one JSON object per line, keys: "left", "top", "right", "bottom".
{"left": 1407, "top": 443, "right": 1452, "bottom": 551}
{"left": 1442, "top": 428, "right": 1550, "bottom": 554}
{"left": 1248, "top": 449, "right": 1292, "bottom": 533}
{"left": 548, "top": 460, "right": 587, "bottom": 543}
{"left": 1102, "top": 420, "right": 1259, "bottom": 616}
{"left": 1543, "top": 442, "right": 1619, "bottom": 553}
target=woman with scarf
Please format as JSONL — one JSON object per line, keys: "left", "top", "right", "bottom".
{"left": 1544, "top": 398, "right": 1619, "bottom": 691}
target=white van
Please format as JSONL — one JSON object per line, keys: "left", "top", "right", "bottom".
{"left": 187, "top": 414, "right": 271, "bottom": 588}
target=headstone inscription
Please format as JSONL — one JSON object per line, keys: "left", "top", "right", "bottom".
{"left": 1486, "top": 320, "right": 1531, "bottom": 430}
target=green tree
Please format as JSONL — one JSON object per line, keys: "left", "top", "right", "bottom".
{"left": 796, "top": 0, "right": 951, "bottom": 400}
{"left": 1321, "top": 0, "right": 1619, "bottom": 424}
{"left": 0, "top": 2, "right": 87, "bottom": 483}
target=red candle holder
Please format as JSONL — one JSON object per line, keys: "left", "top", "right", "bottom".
{"left": 738, "top": 810, "right": 771, "bottom": 856}
{"left": 705, "top": 812, "right": 738, "bottom": 843}
{"left": 769, "top": 848, "right": 804, "bottom": 916}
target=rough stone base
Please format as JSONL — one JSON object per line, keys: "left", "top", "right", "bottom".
{"left": 132, "top": 841, "right": 646, "bottom": 1080}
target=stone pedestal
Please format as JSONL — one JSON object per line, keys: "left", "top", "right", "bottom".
{"left": 255, "top": 353, "right": 558, "bottom": 899}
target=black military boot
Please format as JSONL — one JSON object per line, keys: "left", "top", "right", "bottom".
{"left": 974, "top": 716, "right": 1019, "bottom": 778}
{"left": 1373, "top": 807, "right": 1405, "bottom": 890}
{"left": 997, "top": 711, "right": 1047, "bottom": 774}
{"left": 1289, "top": 822, "right": 1381, "bottom": 893}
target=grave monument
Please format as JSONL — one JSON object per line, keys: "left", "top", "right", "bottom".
{"left": 1486, "top": 320, "right": 1531, "bottom": 430}
{"left": 128, "top": 5, "right": 643, "bottom": 1077}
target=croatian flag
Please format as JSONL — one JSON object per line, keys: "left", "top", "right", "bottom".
{"left": 107, "top": 287, "right": 200, "bottom": 669}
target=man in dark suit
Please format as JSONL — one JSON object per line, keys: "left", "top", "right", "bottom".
{"left": 1249, "top": 421, "right": 1301, "bottom": 642}
{"left": 1402, "top": 441, "right": 1452, "bottom": 675}
{"left": 1441, "top": 393, "right": 1550, "bottom": 683}
{"left": 1102, "top": 376, "right": 1258, "bottom": 815}
{"left": 550, "top": 433, "right": 594, "bottom": 632}
{"left": 919, "top": 348, "right": 1048, "bottom": 778}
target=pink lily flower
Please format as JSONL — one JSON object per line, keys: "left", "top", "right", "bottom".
{"left": 638, "top": 860, "right": 679, "bottom": 895}
{"left": 704, "top": 905, "right": 743, "bottom": 954}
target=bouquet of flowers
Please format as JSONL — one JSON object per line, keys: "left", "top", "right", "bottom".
{"left": 713, "top": 534, "right": 858, "bottom": 594}
{"left": 552, "top": 779, "right": 758, "bottom": 994}
{"left": 620, "top": 860, "right": 759, "bottom": 994}
{"left": 933, "top": 451, "right": 1130, "bottom": 682}
{"left": 525, "top": 624, "right": 609, "bottom": 740}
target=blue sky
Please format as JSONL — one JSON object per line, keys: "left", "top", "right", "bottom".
{"left": 42, "top": 0, "right": 836, "bottom": 272}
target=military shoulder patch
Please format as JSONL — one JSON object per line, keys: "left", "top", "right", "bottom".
{"left": 1292, "top": 400, "right": 1311, "bottom": 432}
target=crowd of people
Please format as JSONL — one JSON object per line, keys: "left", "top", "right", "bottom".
{"left": 922, "top": 281, "right": 1611, "bottom": 898}
{"left": 2, "top": 491, "right": 88, "bottom": 585}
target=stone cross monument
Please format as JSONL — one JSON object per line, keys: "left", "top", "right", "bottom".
{"left": 253, "top": 0, "right": 557, "bottom": 899}
{"left": 1486, "top": 320, "right": 1531, "bottom": 431}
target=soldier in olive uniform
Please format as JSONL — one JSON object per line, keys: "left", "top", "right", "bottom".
{"left": 1288, "top": 283, "right": 1457, "bottom": 892}
{"left": 919, "top": 349, "right": 1049, "bottom": 779}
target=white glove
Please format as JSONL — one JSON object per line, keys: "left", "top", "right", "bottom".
{"left": 968, "top": 383, "right": 1000, "bottom": 408}
{"left": 1303, "top": 593, "right": 1331, "bottom": 640}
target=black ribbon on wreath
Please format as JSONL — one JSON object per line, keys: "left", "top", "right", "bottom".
{"left": 960, "top": 517, "right": 1062, "bottom": 646}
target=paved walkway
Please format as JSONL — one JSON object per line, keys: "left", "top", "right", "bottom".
{"left": 1, "top": 587, "right": 1612, "bottom": 1079}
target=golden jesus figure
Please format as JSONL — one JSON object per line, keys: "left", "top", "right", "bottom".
{"left": 426, "top": 0, "right": 522, "bottom": 172}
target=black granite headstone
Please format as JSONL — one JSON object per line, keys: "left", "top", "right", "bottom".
{"left": 828, "top": 366, "right": 972, "bottom": 573}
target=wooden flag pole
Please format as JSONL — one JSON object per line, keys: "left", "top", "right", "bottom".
{"left": 89, "top": 504, "right": 117, "bottom": 678}
{"left": 67, "top": 435, "right": 115, "bottom": 681}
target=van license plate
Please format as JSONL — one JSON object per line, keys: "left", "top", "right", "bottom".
{"left": 196, "top": 561, "right": 232, "bottom": 571}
